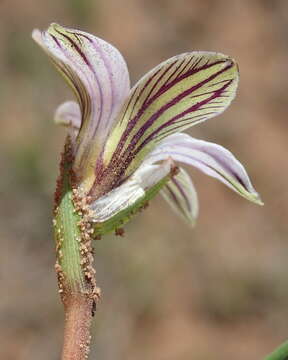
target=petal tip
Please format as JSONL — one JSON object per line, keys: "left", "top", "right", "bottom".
{"left": 48, "top": 22, "right": 61, "bottom": 33}
{"left": 190, "top": 217, "right": 197, "bottom": 228}
{"left": 31, "top": 29, "right": 42, "bottom": 43}
{"left": 47, "top": 23, "right": 69, "bottom": 39}
{"left": 254, "top": 194, "right": 264, "bottom": 206}
{"left": 248, "top": 191, "right": 264, "bottom": 206}
{"left": 218, "top": 53, "right": 239, "bottom": 80}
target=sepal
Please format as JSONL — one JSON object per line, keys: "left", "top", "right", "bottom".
{"left": 89, "top": 160, "right": 175, "bottom": 236}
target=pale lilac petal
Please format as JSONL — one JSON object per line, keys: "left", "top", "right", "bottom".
{"left": 161, "top": 167, "right": 199, "bottom": 225}
{"left": 54, "top": 101, "right": 81, "bottom": 129}
{"left": 90, "top": 160, "right": 172, "bottom": 223}
{"left": 89, "top": 179, "right": 144, "bottom": 222}
{"left": 145, "top": 133, "right": 263, "bottom": 205}
{"left": 133, "top": 158, "right": 173, "bottom": 190}
{"left": 32, "top": 23, "right": 130, "bottom": 189}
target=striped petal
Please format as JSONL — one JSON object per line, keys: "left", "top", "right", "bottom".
{"left": 103, "top": 52, "right": 239, "bottom": 185}
{"left": 145, "top": 133, "right": 263, "bottom": 205}
{"left": 32, "top": 23, "right": 130, "bottom": 191}
{"left": 161, "top": 167, "right": 199, "bottom": 225}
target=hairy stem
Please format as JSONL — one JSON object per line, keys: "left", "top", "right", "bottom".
{"left": 61, "top": 295, "right": 94, "bottom": 360}
{"left": 54, "top": 140, "right": 100, "bottom": 360}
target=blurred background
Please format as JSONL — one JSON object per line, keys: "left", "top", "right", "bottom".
{"left": 1, "top": 0, "right": 288, "bottom": 359}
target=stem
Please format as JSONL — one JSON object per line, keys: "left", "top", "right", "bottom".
{"left": 61, "top": 295, "right": 94, "bottom": 360}
{"left": 54, "top": 140, "right": 100, "bottom": 360}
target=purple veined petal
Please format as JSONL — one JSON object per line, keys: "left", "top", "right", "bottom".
{"left": 144, "top": 133, "right": 263, "bottom": 205}
{"left": 32, "top": 23, "right": 130, "bottom": 191}
{"left": 89, "top": 159, "right": 172, "bottom": 223}
{"left": 103, "top": 52, "right": 239, "bottom": 184}
{"left": 161, "top": 167, "right": 199, "bottom": 225}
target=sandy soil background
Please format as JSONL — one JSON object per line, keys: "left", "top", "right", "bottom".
{"left": 1, "top": 0, "right": 288, "bottom": 359}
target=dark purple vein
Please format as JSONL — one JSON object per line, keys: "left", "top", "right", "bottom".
{"left": 161, "top": 58, "right": 187, "bottom": 88}
{"left": 165, "top": 184, "right": 183, "bottom": 212}
{"left": 172, "top": 177, "right": 192, "bottom": 211}
{"left": 113, "top": 57, "right": 230, "bottom": 161}
{"left": 127, "top": 67, "right": 234, "bottom": 157}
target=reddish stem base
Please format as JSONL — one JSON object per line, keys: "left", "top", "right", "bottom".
{"left": 61, "top": 294, "right": 93, "bottom": 360}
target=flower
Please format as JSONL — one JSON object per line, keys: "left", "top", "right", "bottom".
{"left": 32, "top": 23, "right": 262, "bottom": 234}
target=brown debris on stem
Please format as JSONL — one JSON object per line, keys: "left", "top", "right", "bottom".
{"left": 54, "top": 138, "right": 101, "bottom": 360}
